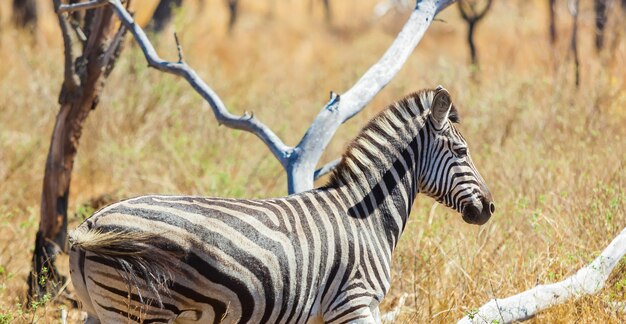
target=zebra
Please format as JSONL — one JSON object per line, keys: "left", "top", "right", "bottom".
{"left": 68, "top": 86, "right": 495, "bottom": 323}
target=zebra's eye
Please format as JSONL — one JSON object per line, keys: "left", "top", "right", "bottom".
{"left": 454, "top": 147, "right": 468, "bottom": 158}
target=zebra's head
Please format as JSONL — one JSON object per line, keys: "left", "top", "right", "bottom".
{"left": 420, "top": 86, "right": 494, "bottom": 225}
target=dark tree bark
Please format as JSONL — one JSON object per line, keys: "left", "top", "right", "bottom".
{"left": 148, "top": 0, "right": 182, "bottom": 33}
{"left": 549, "top": 0, "right": 557, "bottom": 45}
{"left": 594, "top": 0, "right": 609, "bottom": 51}
{"left": 28, "top": 0, "right": 127, "bottom": 301}
{"left": 12, "top": 0, "right": 38, "bottom": 30}
{"left": 458, "top": 0, "right": 493, "bottom": 67}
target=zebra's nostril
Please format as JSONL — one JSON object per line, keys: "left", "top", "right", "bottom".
{"left": 489, "top": 202, "right": 495, "bottom": 214}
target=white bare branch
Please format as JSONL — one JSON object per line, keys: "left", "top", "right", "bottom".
{"left": 313, "top": 158, "right": 341, "bottom": 181}
{"left": 108, "top": 0, "right": 293, "bottom": 168}
{"left": 56, "top": 0, "right": 108, "bottom": 13}
{"left": 288, "top": 0, "right": 456, "bottom": 193}
{"left": 458, "top": 226, "right": 626, "bottom": 323}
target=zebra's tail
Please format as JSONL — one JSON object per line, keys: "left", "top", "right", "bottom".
{"left": 69, "top": 225, "right": 184, "bottom": 307}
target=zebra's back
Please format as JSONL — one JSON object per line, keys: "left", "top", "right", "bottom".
{"left": 69, "top": 193, "right": 354, "bottom": 323}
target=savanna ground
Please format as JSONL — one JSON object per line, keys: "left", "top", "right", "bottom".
{"left": 1, "top": 0, "right": 625, "bottom": 322}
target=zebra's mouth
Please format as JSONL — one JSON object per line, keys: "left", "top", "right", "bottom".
{"left": 461, "top": 197, "right": 494, "bottom": 225}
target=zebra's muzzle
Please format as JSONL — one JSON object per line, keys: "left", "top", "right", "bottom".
{"left": 461, "top": 197, "right": 494, "bottom": 225}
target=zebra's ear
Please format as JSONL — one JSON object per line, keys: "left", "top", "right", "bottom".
{"left": 431, "top": 86, "right": 452, "bottom": 129}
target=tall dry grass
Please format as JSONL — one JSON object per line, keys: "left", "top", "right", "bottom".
{"left": 0, "top": 0, "right": 625, "bottom": 322}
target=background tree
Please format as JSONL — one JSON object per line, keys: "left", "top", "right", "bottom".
{"left": 148, "top": 0, "right": 182, "bottom": 33}
{"left": 322, "top": 0, "right": 332, "bottom": 22}
{"left": 12, "top": 0, "right": 38, "bottom": 30}
{"left": 458, "top": 0, "right": 493, "bottom": 67}
{"left": 227, "top": 0, "right": 239, "bottom": 33}
{"left": 594, "top": 0, "right": 609, "bottom": 51}
{"left": 569, "top": 0, "right": 580, "bottom": 87}
{"left": 549, "top": 0, "right": 557, "bottom": 45}
{"left": 29, "top": 0, "right": 128, "bottom": 301}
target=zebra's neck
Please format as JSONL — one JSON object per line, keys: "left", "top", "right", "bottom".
{"left": 324, "top": 91, "right": 435, "bottom": 249}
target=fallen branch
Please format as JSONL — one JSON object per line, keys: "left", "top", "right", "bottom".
{"left": 458, "top": 226, "right": 626, "bottom": 323}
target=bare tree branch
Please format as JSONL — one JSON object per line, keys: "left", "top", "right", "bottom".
{"left": 68, "top": 0, "right": 455, "bottom": 193}
{"left": 108, "top": 0, "right": 293, "bottom": 167}
{"left": 289, "top": 0, "right": 456, "bottom": 192}
{"left": 56, "top": 0, "right": 108, "bottom": 14}
{"left": 458, "top": 226, "right": 626, "bottom": 323}
{"left": 173, "top": 32, "right": 184, "bottom": 62}
{"left": 314, "top": 158, "right": 341, "bottom": 181}
{"left": 54, "top": 0, "right": 79, "bottom": 93}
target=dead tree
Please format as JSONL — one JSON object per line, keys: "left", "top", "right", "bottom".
{"left": 458, "top": 0, "right": 493, "bottom": 67}
{"left": 227, "top": 0, "right": 238, "bottom": 33}
{"left": 594, "top": 0, "right": 609, "bottom": 51}
{"left": 569, "top": 0, "right": 580, "bottom": 87}
{"left": 549, "top": 0, "right": 557, "bottom": 45}
{"left": 28, "top": 0, "right": 127, "bottom": 300}
{"left": 323, "top": 0, "right": 332, "bottom": 22}
{"left": 12, "top": 0, "right": 38, "bottom": 30}
{"left": 148, "top": 0, "right": 182, "bottom": 33}
{"left": 58, "top": 0, "right": 457, "bottom": 195}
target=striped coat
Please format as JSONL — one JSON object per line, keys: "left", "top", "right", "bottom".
{"left": 69, "top": 86, "right": 494, "bottom": 323}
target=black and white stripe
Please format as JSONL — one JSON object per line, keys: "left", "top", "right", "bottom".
{"left": 69, "top": 86, "right": 494, "bottom": 323}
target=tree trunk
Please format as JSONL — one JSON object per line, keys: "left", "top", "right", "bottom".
{"left": 570, "top": 0, "right": 580, "bottom": 87}
{"left": 28, "top": 5, "right": 126, "bottom": 301}
{"left": 467, "top": 21, "right": 477, "bottom": 65}
{"left": 12, "top": 0, "right": 38, "bottom": 30}
{"left": 549, "top": 0, "right": 557, "bottom": 45}
{"left": 458, "top": 0, "right": 493, "bottom": 69}
{"left": 148, "top": 0, "right": 182, "bottom": 33}
{"left": 227, "top": 0, "right": 239, "bottom": 33}
{"left": 594, "top": 0, "right": 608, "bottom": 51}
{"left": 323, "top": 0, "right": 332, "bottom": 22}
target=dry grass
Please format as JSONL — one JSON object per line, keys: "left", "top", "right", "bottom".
{"left": 0, "top": 0, "right": 625, "bottom": 322}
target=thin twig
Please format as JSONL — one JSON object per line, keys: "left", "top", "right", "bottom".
{"left": 174, "top": 32, "right": 184, "bottom": 63}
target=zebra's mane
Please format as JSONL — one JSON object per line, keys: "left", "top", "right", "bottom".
{"left": 326, "top": 89, "right": 459, "bottom": 188}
